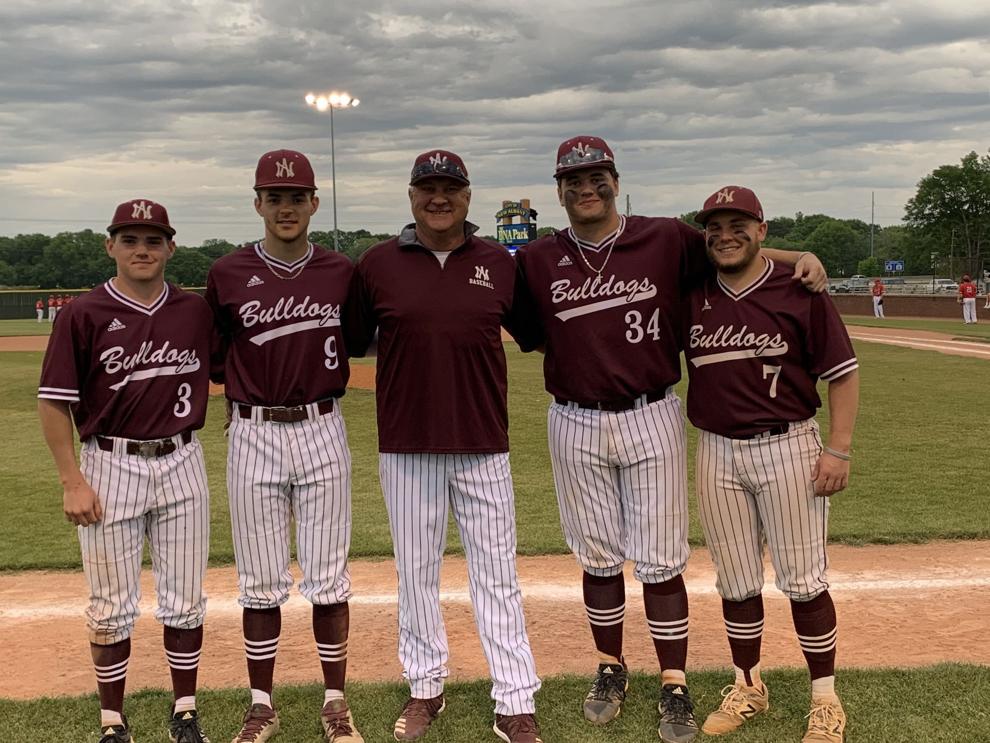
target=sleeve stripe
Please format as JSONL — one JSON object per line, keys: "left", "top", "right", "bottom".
{"left": 38, "top": 386, "right": 79, "bottom": 394}
{"left": 37, "top": 392, "right": 80, "bottom": 402}
{"left": 820, "top": 358, "right": 859, "bottom": 381}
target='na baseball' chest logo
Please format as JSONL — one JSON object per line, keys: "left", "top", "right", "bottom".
{"left": 469, "top": 265, "right": 494, "bottom": 290}
{"left": 276, "top": 158, "right": 294, "bottom": 178}
{"left": 715, "top": 188, "right": 735, "bottom": 204}
{"left": 131, "top": 201, "right": 153, "bottom": 220}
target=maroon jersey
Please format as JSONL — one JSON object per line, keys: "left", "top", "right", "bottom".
{"left": 683, "top": 258, "right": 858, "bottom": 437}
{"left": 347, "top": 225, "right": 522, "bottom": 453}
{"left": 206, "top": 242, "right": 352, "bottom": 406}
{"left": 514, "top": 215, "right": 708, "bottom": 403}
{"left": 38, "top": 282, "right": 212, "bottom": 440}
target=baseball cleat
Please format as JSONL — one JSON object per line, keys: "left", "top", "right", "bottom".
{"left": 493, "top": 713, "right": 543, "bottom": 743}
{"left": 701, "top": 683, "right": 769, "bottom": 735}
{"left": 657, "top": 684, "right": 699, "bottom": 743}
{"left": 393, "top": 695, "right": 445, "bottom": 741}
{"left": 802, "top": 696, "right": 846, "bottom": 742}
{"left": 230, "top": 704, "right": 279, "bottom": 743}
{"left": 99, "top": 716, "right": 134, "bottom": 743}
{"left": 583, "top": 662, "right": 628, "bottom": 724}
{"left": 169, "top": 708, "right": 211, "bottom": 743}
{"left": 321, "top": 698, "right": 364, "bottom": 742}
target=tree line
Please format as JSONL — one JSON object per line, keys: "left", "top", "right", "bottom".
{"left": 2, "top": 151, "right": 986, "bottom": 289}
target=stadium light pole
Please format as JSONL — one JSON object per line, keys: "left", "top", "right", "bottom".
{"left": 305, "top": 91, "right": 360, "bottom": 252}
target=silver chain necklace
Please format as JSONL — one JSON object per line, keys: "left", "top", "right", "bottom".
{"left": 571, "top": 216, "right": 625, "bottom": 278}
{"left": 258, "top": 242, "right": 310, "bottom": 281}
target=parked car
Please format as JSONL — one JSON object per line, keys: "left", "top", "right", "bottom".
{"left": 831, "top": 278, "right": 870, "bottom": 293}
{"left": 933, "top": 279, "right": 959, "bottom": 293}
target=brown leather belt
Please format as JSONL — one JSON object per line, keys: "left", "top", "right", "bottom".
{"left": 236, "top": 398, "right": 335, "bottom": 423}
{"left": 554, "top": 389, "right": 668, "bottom": 412}
{"left": 728, "top": 423, "right": 790, "bottom": 440}
{"left": 95, "top": 430, "right": 193, "bottom": 457}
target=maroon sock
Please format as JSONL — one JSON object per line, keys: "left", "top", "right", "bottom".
{"left": 790, "top": 591, "right": 837, "bottom": 680}
{"left": 643, "top": 575, "right": 689, "bottom": 672}
{"left": 313, "top": 602, "right": 349, "bottom": 690}
{"left": 92, "top": 639, "right": 131, "bottom": 714}
{"left": 243, "top": 607, "right": 281, "bottom": 696}
{"left": 164, "top": 625, "right": 203, "bottom": 701}
{"left": 722, "top": 596, "right": 764, "bottom": 684}
{"left": 582, "top": 572, "right": 625, "bottom": 662}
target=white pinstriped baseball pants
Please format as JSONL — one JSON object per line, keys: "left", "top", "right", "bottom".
{"left": 78, "top": 435, "right": 210, "bottom": 645}
{"left": 696, "top": 418, "right": 830, "bottom": 602}
{"left": 547, "top": 392, "right": 690, "bottom": 583}
{"left": 227, "top": 405, "right": 352, "bottom": 608}
{"left": 380, "top": 452, "right": 541, "bottom": 715}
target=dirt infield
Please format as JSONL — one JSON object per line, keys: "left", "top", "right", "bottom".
{"left": 2, "top": 541, "right": 988, "bottom": 699}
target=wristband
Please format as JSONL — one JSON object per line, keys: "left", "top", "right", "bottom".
{"left": 824, "top": 446, "right": 851, "bottom": 461}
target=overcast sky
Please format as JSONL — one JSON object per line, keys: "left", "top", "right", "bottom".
{"left": 1, "top": 0, "right": 988, "bottom": 246}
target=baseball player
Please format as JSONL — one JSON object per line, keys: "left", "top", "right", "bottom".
{"left": 36, "top": 297, "right": 44, "bottom": 322}
{"left": 48, "top": 294, "right": 56, "bottom": 321}
{"left": 56, "top": 293, "right": 65, "bottom": 318}
{"left": 205, "top": 149, "right": 362, "bottom": 743}
{"left": 959, "top": 274, "right": 978, "bottom": 323}
{"left": 871, "top": 279, "right": 885, "bottom": 318}
{"left": 512, "top": 136, "right": 826, "bottom": 743}
{"left": 685, "top": 186, "right": 858, "bottom": 743}
{"left": 346, "top": 150, "right": 543, "bottom": 743}
{"left": 37, "top": 199, "right": 214, "bottom": 743}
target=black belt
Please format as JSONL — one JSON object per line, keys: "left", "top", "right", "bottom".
{"left": 728, "top": 423, "right": 790, "bottom": 440}
{"left": 237, "top": 398, "right": 335, "bottom": 423}
{"left": 95, "top": 430, "right": 193, "bottom": 457}
{"left": 554, "top": 389, "right": 668, "bottom": 412}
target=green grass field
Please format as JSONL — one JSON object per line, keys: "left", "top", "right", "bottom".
{"left": 2, "top": 339, "right": 989, "bottom": 570}
{"left": 0, "top": 318, "right": 54, "bottom": 336}
{"left": 2, "top": 666, "right": 988, "bottom": 742}
{"left": 843, "top": 314, "right": 990, "bottom": 340}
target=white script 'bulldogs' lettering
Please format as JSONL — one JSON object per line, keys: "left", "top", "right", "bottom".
{"left": 689, "top": 323, "right": 788, "bottom": 357}
{"left": 239, "top": 296, "right": 341, "bottom": 328}
{"left": 551, "top": 274, "right": 656, "bottom": 304}
{"left": 101, "top": 342, "right": 198, "bottom": 376}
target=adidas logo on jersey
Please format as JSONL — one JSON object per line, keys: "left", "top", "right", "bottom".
{"left": 107, "top": 318, "right": 126, "bottom": 332}
{"left": 557, "top": 255, "right": 574, "bottom": 267}
{"left": 247, "top": 275, "right": 265, "bottom": 287}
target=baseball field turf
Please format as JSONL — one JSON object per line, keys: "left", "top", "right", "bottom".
{"left": 2, "top": 322, "right": 989, "bottom": 742}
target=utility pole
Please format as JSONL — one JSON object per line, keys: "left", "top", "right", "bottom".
{"left": 870, "top": 191, "right": 875, "bottom": 258}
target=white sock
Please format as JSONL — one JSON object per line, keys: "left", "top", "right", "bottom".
{"left": 100, "top": 709, "right": 124, "bottom": 727}
{"left": 811, "top": 676, "right": 837, "bottom": 700}
{"left": 174, "top": 695, "right": 196, "bottom": 714}
{"left": 324, "top": 688, "right": 345, "bottom": 705}
{"left": 734, "top": 663, "right": 762, "bottom": 688}
{"left": 251, "top": 689, "right": 273, "bottom": 708}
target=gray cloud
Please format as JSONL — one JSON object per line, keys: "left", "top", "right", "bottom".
{"left": 0, "top": 0, "right": 988, "bottom": 243}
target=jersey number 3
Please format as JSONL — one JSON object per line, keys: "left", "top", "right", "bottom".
{"left": 174, "top": 382, "right": 192, "bottom": 418}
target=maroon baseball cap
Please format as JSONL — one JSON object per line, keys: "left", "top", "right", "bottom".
{"left": 409, "top": 150, "right": 470, "bottom": 186}
{"left": 696, "top": 186, "right": 765, "bottom": 225}
{"left": 554, "top": 135, "right": 617, "bottom": 179}
{"left": 107, "top": 199, "right": 176, "bottom": 237}
{"left": 255, "top": 149, "right": 317, "bottom": 190}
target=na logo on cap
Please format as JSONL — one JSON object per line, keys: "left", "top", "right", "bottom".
{"left": 275, "top": 158, "right": 294, "bottom": 178}
{"left": 131, "top": 201, "right": 154, "bottom": 220}
{"left": 714, "top": 188, "right": 735, "bottom": 205}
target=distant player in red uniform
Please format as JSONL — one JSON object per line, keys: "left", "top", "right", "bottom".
{"left": 959, "top": 274, "right": 978, "bottom": 324}
{"left": 871, "top": 279, "right": 885, "bottom": 318}
{"left": 206, "top": 149, "right": 362, "bottom": 742}
{"left": 48, "top": 294, "right": 56, "bottom": 322}
{"left": 55, "top": 293, "right": 65, "bottom": 318}
{"left": 38, "top": 199, "right": 214, "bottom": 743}
{"left": 512, "top": 137, "right": 826, "bottom": 743}
{"left": 684, "top": 186, "right": 859, "bottom": 743}
{"left": 35, "top": 298, "right": 44, "bottom": 322}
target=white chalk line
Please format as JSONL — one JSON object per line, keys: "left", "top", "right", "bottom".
{"left": 847, "top": 332, "right": 990, "bottom": 357}
{"left": 3, "top": 574, "right": 989, "bottom": 621}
